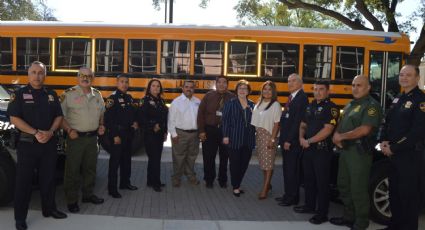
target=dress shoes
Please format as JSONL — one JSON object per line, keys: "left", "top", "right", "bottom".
{"left": 152, "top": 186, "right": 162, "bottom": 192}
{"left": 275, "top": 196, "right": 285, "bottom": 202}
{"left": 42, "top": 209, "right": 68, "bottom": 219}
{"left": 82, "top": 194, "right": 104, "bottom": 204}
{"left": 293, "top": 205, "right": 316, "bottom": 214}
{"left": 233, "top": 190, "right": 241, "bottom": 197}
{"left": 218, "top": 181, "right": 228, "bottom": 188}
{"left": 278, "top": 199, "right": 299, "bottom": 206}
{"left": 206, "top": 182, "right": 213, "bottom": 188}
{"left": 147, "top": 183, "right": 165, "bottom": 187}
{"left": 67, "top": 203, "right": 80, "bottom": 213}
{"left": 15, "top": 221, "right": 27, "bottom": 230}
{"left": 309, "top": 214, "right": 328, "bottom": 225}
{"left": 329, "top": 217, "right": 354, "bottom": 228}
{"left": 108, "top": 191, "right": 122, "bottom": 198}
{"left": 119, "top": 184, "right": 138, "bottom": 190}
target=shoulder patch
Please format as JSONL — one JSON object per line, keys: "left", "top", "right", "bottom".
{"left": 9, "top": 93, "right": 16, "bottom": 103}
{"left": 367, "top": 107, "right": 377, "bottom": 116}
{"left": 331, "top": 108, "right": 338, "bottom": 118}
{"left": 420, "top": 102, "right": 425, "bottom": 112}
{"left": 106, "top": 98, "right": 114, "bottom": 109}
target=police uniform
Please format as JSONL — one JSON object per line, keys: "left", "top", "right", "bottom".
{"left": 301, "top": 98, "right": 338, "bottom": 218}
{"left": 336, "top": 95, "right": 382, "bottom": 230}
{"left": 138, "top": 94, "right": 168, "bottom": 190}
{"left": 61, "top": 85, "right": 105, "bottom": 205}
{"left": 383, "top": 86, "right": 425, "bottom": 230}
{"left": 7, "top": 85, "right": 63, "bottom": 223}
{"left": 104, "top": 89, "right": 138, "bottom": 194}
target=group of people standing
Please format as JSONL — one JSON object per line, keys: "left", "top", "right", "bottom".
{"left": 7, "top": 61, "right": 424, "bottom": 230}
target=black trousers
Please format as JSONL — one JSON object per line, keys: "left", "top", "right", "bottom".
{"left": 14, "top": 140, "right": 57, "bottom": 222}
{"left": 202, "top": 125, "right": 229, "bottom": 184}
{"left": 229, "top": 145, "right": 252, "bottom": 189}
{"left": 302, "top": 146, "right": 332, "bottom": 216}
{"left": 282, "top": 144, "right": 302, "bottom": 202}
{"left": 108, "top": 130, "right": 132, "bottom": 191}
{"left": 144, "top": 132, "right": 164, "bottom": 187}
{"left": 388, "top": 151, "right": 421, "bottom": 230}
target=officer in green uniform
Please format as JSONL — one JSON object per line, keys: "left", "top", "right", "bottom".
{"left": 61, "top": 67, "right": 106, "bottom": 213}
{"left": 330, "top": 75, "right": 382, "bottom": 230}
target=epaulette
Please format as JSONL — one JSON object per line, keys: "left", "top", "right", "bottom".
{"left": 93, "top": 88, "right": 100, "bottom": 92}
{"left": 64, "top": 87, "right": 76, "bottom": 93}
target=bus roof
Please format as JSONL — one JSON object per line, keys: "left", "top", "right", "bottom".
{"left": 0, "top": 21, "right": 405, "bottom": 38}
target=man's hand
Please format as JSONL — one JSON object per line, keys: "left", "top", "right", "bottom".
{"left": 283, "top": 141, "right": 291, "bottom": 151}
{"left": 153, "top": 123, "right": 161, "bottom": 133}
{"left": 172, "top": 136, "right": 179, "bottom": 144}
{"left": 380, "top": 141, "right": 393, "bottom": 156}
{"left": 131, "top": 122, "right": 139, "bottom": 130}
{"left": 68, "top": 129, "right": 79, "bottom": 140}
{"left": 332, "top": 132, "right": 343, "bottom": 148}
{"left": 300, "top": 138, "right": 310, "bottom": 149}
{"left": 35, "top": 130, "right": 53, "bottom": 143}
{"left": 199, "top": 132, "right": 207, "bottom": 142}
{"left": 223, "top": 137, "right": 229, "bottom": 145}
{"left": 98, "top": 125, "right": 105, "bottom": 135}
{"left": 114, "top": 136, "right": 121, "bottom": 145}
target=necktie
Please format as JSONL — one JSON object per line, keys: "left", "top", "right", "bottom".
{"left": 285, "top": 94, "right": 292, "bottom": 110}
{"left": 218, "top": 94, "right": 225, "bottom": 111}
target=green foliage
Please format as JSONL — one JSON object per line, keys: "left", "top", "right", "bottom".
{"left": 0, "top": 0, "right": 56, "bottom": 21}
{"left": 235, "top": 0, "right": 344, "bottom": 28}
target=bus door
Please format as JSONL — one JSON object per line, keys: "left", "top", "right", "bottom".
{"left": 369, "top": 51, "right": 402, "bottom": 110}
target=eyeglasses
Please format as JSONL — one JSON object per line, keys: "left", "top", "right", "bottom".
{"left": 79, "top": 74, "right": 94, "bottom": 78}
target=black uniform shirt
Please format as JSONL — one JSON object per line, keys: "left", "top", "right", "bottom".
{"left": 303, "top": 98, "right": 339, "bottom": 139}
{"left": 104, "top": 89, "right": 137, "bottom": 137}
{"left": 7, "top": 84, "right": 63, "bottom": 131}
{"left": 384, "top": 87, "right": 425, "bottom": 153}
{"left": 138, "top": 95, "right": 168, "bottom": 135}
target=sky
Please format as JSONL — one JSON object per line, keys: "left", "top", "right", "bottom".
{"left": 46, "top": 0, "right": 421, "bottom": 43}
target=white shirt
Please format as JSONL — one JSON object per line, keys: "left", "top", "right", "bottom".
{"left": 291, "top": 88, "right": 301, "bottom": 99}
{"left": 251, "top": 101, "right": 282, "bottom": 135}
{"left": 168, "top": 93, "right": 201, "bottom": 138}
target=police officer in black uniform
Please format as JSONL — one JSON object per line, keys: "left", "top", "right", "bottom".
{"left": 104, "top": 74, "right": 139, "bottom": 199}
{"left": 138, "top": 78, "right": 168, "bottom": 192}
{"left": 379, "top": 65, "right": 425, "bottom": 230}
{"left": 294, "top": 80, "right": 339, "bottom": 225}
{"left": 7, "top": 61, "right": 67, "bottom": 230}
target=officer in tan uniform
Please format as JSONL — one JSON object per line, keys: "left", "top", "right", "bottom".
{"left": 61, "top": 67, "right": 106, "bottom": 213}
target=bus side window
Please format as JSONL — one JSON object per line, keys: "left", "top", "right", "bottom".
{"left": 56, "top": 38, "right": 91, "bottom": 70}
{"left": 262, "top": 43, "right": 299, "bottom": 78}
{"left": 194, "top": 41, "right": 224, "bottom": 76}
{"left": 161, "top": 40, "right": 190, "bottom": 74}
{"left": 303, "top": 45, "right": 332, "bottom": 79}
{"left": 17, "top": 38, "right": 52, "bottom": 71}
{"left": 96, "top": 39, "right": 124, "bottom": 73}
{"left": 335, "top": 46, "right": 364, "bottom": 80}
{"left": 129, "top": 39, "right": 157, "bottom": 73}
{"left": 227, "top": 42, "right": 257, "bottom": 75}
{"left": 0, "top": 37, "right": 13, "bottom": 71}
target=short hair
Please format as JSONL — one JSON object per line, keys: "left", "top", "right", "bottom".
{"left": 235, "top": 79, "right": 251, "bottom": 95}
{"left": 403, "top": 64, "right": 420, "bottom": 76}
{"left": 146, "top": 78, "right": 163, "bottom": 97}
{"left": 77, "top": 67, "right": 93, "bottom": 77}
{"left": 314, "top": 80, "right": 330, "bottom": 89}
{"left": 288, "top": 73, "right": 303, "bottom": 84}
{"left": 116, "top": 73, "right": 129, "bottom": 79}
{"left": 183, "top": 80, "right": 195, "bottom": 87}
{"left": 29, "top": 61, "right": 46, "bottom": 75}
{"left": 215, "top": 75, "right": 228, "bottom": 83}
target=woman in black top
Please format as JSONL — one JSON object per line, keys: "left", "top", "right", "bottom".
{"left": 138, "top": 78, "right": 168, "bottom": 192}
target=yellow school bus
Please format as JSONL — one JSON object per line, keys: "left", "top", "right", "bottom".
{"left": 0, "top": 21, "right": 410, "bottom": 107}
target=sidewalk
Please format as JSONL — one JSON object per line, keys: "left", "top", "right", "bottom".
{"left": 0, "top": 137, "right": 422, "bottom": 229}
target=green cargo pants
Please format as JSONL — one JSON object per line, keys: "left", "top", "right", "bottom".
{"left": 337, "top": 145, "right": 372, "bottom": 230}
{"left": 63, "top": 136, "right": 99, "bottom": 204}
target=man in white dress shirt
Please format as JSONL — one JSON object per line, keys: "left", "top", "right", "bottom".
{"left": 168, "top": 80, "right": 201, "bottom": 187}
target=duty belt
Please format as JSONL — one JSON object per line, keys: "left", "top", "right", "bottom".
{"left": 19, "top": 132, "right": 35, "bottom": 143}
{"left": 176, "top": 128, "right": 198, "bottom": 133}
{"left": 77, "top": 130, "right": 97, "bottom": 137}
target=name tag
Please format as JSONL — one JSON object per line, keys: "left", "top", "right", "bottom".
{"left": 23, "top": 94, "right": 33, "bottom": 100}
{"left": 24, "top": 100, "right": 34, "bottom": 104}
{"left": 216, "top": 111, "right": 222, "bottom": 116}
{"left": 118, "top": 98, "right": 124, "bottom": 103}
{"left": 285, "top": 113, "right": 289, "bottom": 118}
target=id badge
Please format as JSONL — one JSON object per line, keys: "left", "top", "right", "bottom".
{"left": 216, "top": 111, "right": 222, "bottom": 116}
{"left": 285, "top": 113, "right": 289, "bottom": 118}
